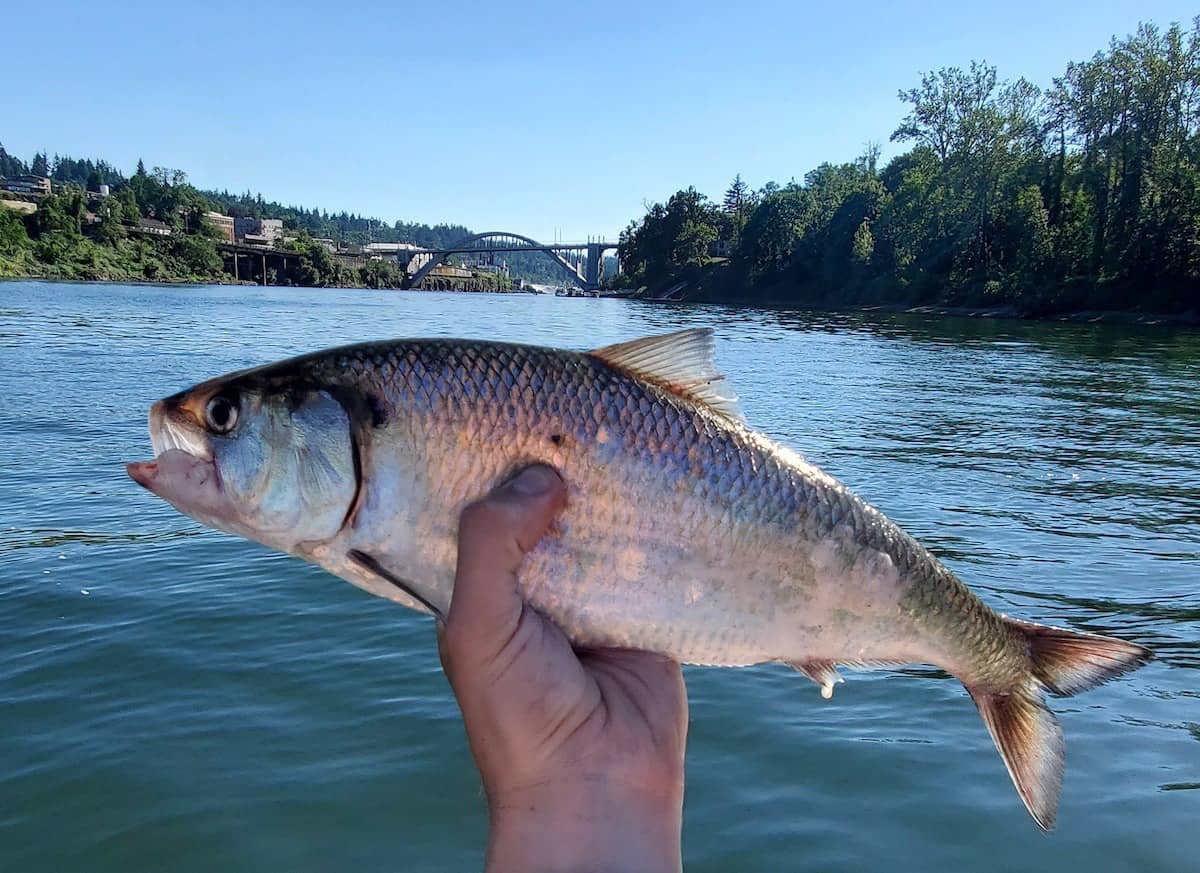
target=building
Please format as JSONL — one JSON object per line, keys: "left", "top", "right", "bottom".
{"left": 364, "top": 241, "right": 426, "bottom": 266}
{"left": 234, "top": 217, "right": 283, "bottom": 246}
{"left": 204, "top": 211, "right": 235, "bottom": 243}
{"left": 132, "top": 218, "right": 172, "bottom": 237}
{"left": 1, "top": 175, "right": 51, "bottom": 196}
{"left": 467, "top": 260, "right": 509, "bottom": 275}
{"left": 428, "top": 265, "right": 472, "bottom": 279}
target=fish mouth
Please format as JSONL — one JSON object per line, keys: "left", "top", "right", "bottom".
{"left": 126, "top": 401, "right": 229, "bottom": 522}
{"left": 148, "top": 399, "right": 213, "bottom": 462}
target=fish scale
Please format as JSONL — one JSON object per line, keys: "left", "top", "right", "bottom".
{"left": 128, "top": 327, "right": 1152, "bottom": 829}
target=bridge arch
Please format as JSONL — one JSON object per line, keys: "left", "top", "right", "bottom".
{"left": 407, "top": 231, "right": 591, "bottom": 288}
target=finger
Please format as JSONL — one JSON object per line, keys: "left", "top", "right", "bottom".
{"left": 445, "top": 464, "right": 566, "bottom": 659}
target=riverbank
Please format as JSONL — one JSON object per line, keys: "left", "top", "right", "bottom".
{"left": 622, "top": 262, "right": 1199, "bottom": 326}
{"left": 852, "top": 302, "right": 1200, "bottom": 326}
{"left": 0, "top": 274, "right": 538, "bottom": 295}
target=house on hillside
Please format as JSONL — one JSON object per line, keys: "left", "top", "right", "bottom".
{"left": 1, "top": 175, "right": 51, "bottom": 196}
{"left": 132, "top": 218, "right": 172, "bottom": 237}
{"left": 204, "top": 211, "right": 235, "bottom": 243}
{"left": 234, "top": 217, "right": 283, "bottom": 246}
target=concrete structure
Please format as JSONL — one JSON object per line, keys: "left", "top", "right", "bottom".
{"left": 234, "top": 217, "right": 283, "bottom": 245}
{"left": 466, "top": 259, "right": 508, "bottom": 275}
{"left": 1, "top": 199, "right": 37, "bottom": 214}
{"left": 428, "top": 265, "right": 472, "bottom": 279}
{"left": 204, "top": 211, "right": 236, "bottom": 243}
{"left": 407, "top": 231, "right": 618, "bottom": 290}
{"left": 1, "top": 175, "right": 51, "bottom": 196}
{"left": 132, "top": 218, "right": 172, "bottom": 237}
{"left": 364, "top": 242, "right": 425, "bottom": 255}
{"left": 218, "top": 242, "right": 304, "bottom": 286}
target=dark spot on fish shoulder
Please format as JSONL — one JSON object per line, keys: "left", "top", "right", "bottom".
{"left": 549, "top": 433, "right": 563, "bottom": 446}
{"left": 365, "top": 392, "right": 387, "bottom": 428}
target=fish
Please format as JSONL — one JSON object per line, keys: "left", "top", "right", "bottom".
{"left": 125, "top": 327, "right": 1151, "bottom": 829}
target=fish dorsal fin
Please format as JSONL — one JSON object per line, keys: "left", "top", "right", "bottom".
{"left": 589, "top": 328, "right": 743, "bottom": 422}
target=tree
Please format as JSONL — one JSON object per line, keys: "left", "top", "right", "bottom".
{"left": 618, "top": 187, "right": 720, "bottom": 284}
{"left": 172, "top": 233, "right": 223, "bottom": 277}
{"left": 30, "top": 152, "right": 48, "bottom": 177}
{"left": 851, "top": 219, "right": 874, "bottom": 267}
{"left": 722, "top": 174, "right": 753, "bottom": 247}
{"left": 739, "top": 185, "right": 809, "bottom": 281}
{"left": 115, "top": 186, "right": 141, "bottom": 225}
{"left": 0, "top": 143, "right": 27, "bottom": 177}
{"left": 0, "top": 207, "right": 31, "bottom": 256}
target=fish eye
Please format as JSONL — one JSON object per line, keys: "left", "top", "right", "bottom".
{"left": 204, "top": 395, "right": 239, "bottom": 434}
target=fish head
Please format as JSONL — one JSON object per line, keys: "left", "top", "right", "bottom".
{"left": 126, "top": 377, "right": 358, "bottom": 553}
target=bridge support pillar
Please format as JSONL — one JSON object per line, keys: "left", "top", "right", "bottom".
{"left": 585, "top": 243, "right": 603, "bottom": 289}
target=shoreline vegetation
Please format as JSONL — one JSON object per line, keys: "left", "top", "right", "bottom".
{"left": 0, "top": 160, "right": 522, "bottom": 293}
{"left": 4, "top": 19, "right": 1199, "bottom": 322}
{"left": 615, "top": 19, "right": 1200, "bottom": 321}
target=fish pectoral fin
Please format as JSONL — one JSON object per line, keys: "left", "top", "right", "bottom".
{"left": 790, "top": 659, "right": 844, "bottom": 699}
{"left": 588, "top": 328, "right": 744, "bottom": 423}
{"left": 346, "top": 549, "right": 445, "bottom": 622}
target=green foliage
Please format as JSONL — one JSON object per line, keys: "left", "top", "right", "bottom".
{"left": 618, "top": 17, "right": 1200, "bottom": 314}
{"left": 619, "top": 187, "right": 720, "bottom": 283}
{"left": 0, "top": 143, "right": 28, "bottom": 177}
{"left": 359, "top": 259, "right": 399, "bottom": 288}
{"left": 30, "top": 195, "right": 81, "bottom": 237}
{"left": 851, "top": 220, "right": 874, "bottom": 267}
{"left": 0, "top": 208, "right": 31, "bottom": 256}
{"left": 172, "top": 233, "right": 223, "bottom": 276}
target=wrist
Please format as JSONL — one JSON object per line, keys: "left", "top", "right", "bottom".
{"left": 485, "top": 775, "right": 683, "bottom": 873}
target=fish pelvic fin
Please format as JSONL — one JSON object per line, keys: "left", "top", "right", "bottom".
{"left": 971, "top": 619, "right": 1151, "bottom": 830}
{"left": 789, "top": 660, "right": 844, "bottom": 699}
{"left": 1006, "top": 617, "right": 1153, "bottom": 697}
{"left": 968, "top": 682, "right": 1064, "bottom": 831}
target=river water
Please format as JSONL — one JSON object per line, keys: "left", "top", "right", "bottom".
{"left": 1, "top": 280, "right": 1197, "bottom": 872}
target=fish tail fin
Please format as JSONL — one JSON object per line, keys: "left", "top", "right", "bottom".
{"left": 968, "top": 680, "right": 1064, "bottom": 830}
{"left": 1007, "top": 617, "right": 1153, "bottom": 697}
{"left": 968, "top": 619, "right": 1152, "bottom": 830}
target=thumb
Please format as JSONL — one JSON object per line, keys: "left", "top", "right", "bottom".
{"left": 444, "top": 464, "right": 566, "bottom": 660}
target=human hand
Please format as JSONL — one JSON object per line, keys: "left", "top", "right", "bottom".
{"left": 439, "top": 464, "right": 688, "bottom": 873}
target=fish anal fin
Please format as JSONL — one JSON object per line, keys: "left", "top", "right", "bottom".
{"left": 790, "top": 659, "right": 844, "bottom": 699}
{"left": 968, "top": 684, "right": 1064, "bottom": 831}
{"left": 347, "top": 549, "right": 444, "bottom": 622}
{"left": 589, "top": 328, "right": 744, "bottom": 422}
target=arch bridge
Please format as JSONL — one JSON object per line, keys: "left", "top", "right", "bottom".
{"left": 405, "top": 231, "right": 618, "bottom": 290}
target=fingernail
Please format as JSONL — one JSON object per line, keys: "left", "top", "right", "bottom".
{"left": 507, "top": 464, "right": 560, "bottom": 497}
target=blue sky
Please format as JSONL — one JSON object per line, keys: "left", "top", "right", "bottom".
{"left": 6, "top": 1, "right": 1196, "bottom": 242}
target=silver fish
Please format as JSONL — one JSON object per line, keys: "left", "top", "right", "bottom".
{"left": 127, "top": 328, "right": 1151, "bottom": 829}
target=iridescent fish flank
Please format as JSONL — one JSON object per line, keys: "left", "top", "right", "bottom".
{"left": 126, "top": 328, "right": 1151, "bottom": 830}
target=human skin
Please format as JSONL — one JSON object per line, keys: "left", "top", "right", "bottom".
{"left": 438, "top": 464, "right": 688, "bottom": 873}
